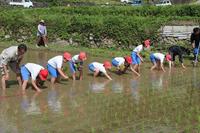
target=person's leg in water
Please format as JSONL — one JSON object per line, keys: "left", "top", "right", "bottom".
{"left": 47, "top": 64, "right": 58, "bottom": 85}
{"left": 171, "top": 53, "right": 176, "bottom": 67}
{"left": 178, "top": 54, "right": 186, "bottom": 69}
{"left": 36, "top": 36, "right": 41, "bottom": 47}
{"left": 1, "top": 75, "right": 7, "bottom": 90}
{"left": 131, "top": 64, "right": 140, "bottom": 76}
{"left": 43, "top": 36, "right": 48, "bottom": 47}
{"left": 9, "top": 62, "right": 22, "bottom": 87}
{"left": 157, "top": 61, "right": 161, "bottom": 70}
{"left": 150, "top": 53, "right": 157, "bottom": 71}
{"left": 1, "top": 66, "right": 9, "bottom": 90}
{"left": 16, "top": 73, "right": 22, "bottom": 86}
{"left": 193, "top": 48, "right": 199, "bottom": 63}
{"left": 131, "top": 52, "right": 140, "bottom": 76}
{"left": 69, "top": 61, "right": 77, "bottom": 80}
{"left": 136, "top": 54, "right": 141, "bottom": 73}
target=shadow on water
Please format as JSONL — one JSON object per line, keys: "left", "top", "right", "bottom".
{"left": 6, "top": 80, "right": 19, "bottom": 88}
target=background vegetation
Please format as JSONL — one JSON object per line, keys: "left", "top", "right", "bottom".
{"left": 0, "top": 5, "right": 200, "bottom": 49}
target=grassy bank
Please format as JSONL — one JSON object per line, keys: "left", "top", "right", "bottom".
{"left": 0, "top": 41, "right": 131, "bottom": 58}
{"left": 0, "top": 5, "right": 199, "bottom": 49}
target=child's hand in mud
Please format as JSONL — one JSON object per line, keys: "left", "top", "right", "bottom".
{"left": 64, "top": 75, "right": 69, "bottom": 80}
{"left": 78, "top": 67, "right": 83, "bottom": 71}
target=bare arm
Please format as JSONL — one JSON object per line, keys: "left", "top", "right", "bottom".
{"left": 130, "top": 65, "right": 140, "bottom": 76}
{"left": 31, "top": 80, "right": 41, "bottom": 92}
{"left": 168, "top": 61, "right": 172, "bottom": 69}
{"left": 192, "top": 42, "right": 195, "bottom": 48}
{"left": 16, "top": 57, "right": 23, "bottom": 71}
{"left": 181, "top": 63, "right": 186, "bottom": 69}
{"left": 160, "top": 63, "right": 165, "bottom": 72}
{"left": 78, "top": 66, "right": 83, "bottom": 80}
{"left": 104, "top": 72, "right": 112, "bottom": 80}
{"left": 57, "top": 68, "right": 69, "bottom": 79}
{"left": 137, "top": 53, "right": 143, "bottom": 62}
{"left": 150, "top": 63, "right": 157, "bottom": 71}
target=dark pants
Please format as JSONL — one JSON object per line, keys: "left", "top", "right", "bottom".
{"left": 37, "top": 36, "right": 45, "bottom": 47}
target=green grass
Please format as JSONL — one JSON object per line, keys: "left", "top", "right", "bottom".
{"left": 0, "top": 41, "right": 131, "bottom": 58}
{"left": 0, "top": 5, "right": 200, "bottom": 49}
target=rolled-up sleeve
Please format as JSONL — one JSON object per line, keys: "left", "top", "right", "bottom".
{"left": 1, "top": 55, "right": 10, "bottom": 66}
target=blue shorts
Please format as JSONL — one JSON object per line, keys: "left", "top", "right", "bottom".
{"left": 88, "top": 64, "right": 95, "bottom": 72}
{"left": 69, "top": 61, "right": 77, "bottom": 73}
{"left": 193, "top": 48, "right": 200, "bottom": 55}
{"left": 47, "top": 64, "right": 59, "bottom": 78}
{"left": 20, "top": 65, "right": 30, "bottom": 81}
{"left": 112, "top": 59, "right": 119, "bottom": 67}
{"left": 150, "top": 53, "right": 157, "bottom": 63}
{"left": 131, "top": 52, "right": 140, "bottom": 65}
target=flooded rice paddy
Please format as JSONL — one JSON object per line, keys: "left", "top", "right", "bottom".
{"left": 0, "top": 49, "right": 200, "bottom": 133}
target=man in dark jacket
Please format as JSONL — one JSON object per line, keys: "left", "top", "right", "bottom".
{"left": 190, "top": 27, "right": 200, "bottom": 63}
{"left": 168, "top": 45, "right": 190, "bottom": 69}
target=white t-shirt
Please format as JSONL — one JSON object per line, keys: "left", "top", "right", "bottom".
{"left": 72, "top": 55, "right": 81, "bottom": 63}
{"left": 114, "top": 57, "right": 125, "bottom": 66}
{"left": 37, "top": 24, "right": 47, "bottom": 36}
{"left": 91, "top": 62, "right": 107, "bottom": 74}
{"left": 0, "top": 46, "right": 20, "bottom": 67}
{"left": 48, "top": 55, "right": 63, "bottom": 69}
{"left": 25, "top": 63, "right": 44, "bottom": 80}
{"left": 133, "top": 45, "right": 143, "bottom": 53}
{"left": 153, "top": 53, "right": 165, "bottom": 63}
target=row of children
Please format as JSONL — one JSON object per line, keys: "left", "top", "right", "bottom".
{"left": 0, "top": 44, "right": 87, "bottom": 92}
{"left": 0, "top": 38, "right": 191, "bottom": 92}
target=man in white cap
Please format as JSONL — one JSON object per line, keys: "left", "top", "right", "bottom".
{"left": 37, "top": 19, "right": 48, "bottom": 47}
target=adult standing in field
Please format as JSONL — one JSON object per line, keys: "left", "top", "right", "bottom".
{"left": 0, "top": 44, "right": 27, "bottom": 90}
{"left": 190, "top": 27, "right": 200, "bottom": 64}
{"left": 37, "top": 20, "right": 48, "bottom": 48}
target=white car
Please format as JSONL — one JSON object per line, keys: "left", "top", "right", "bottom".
{"left": 156, "top": 0, "right": 172, "bottom": 6}
{"left": 120, "top": 0, "right": 133, "bottom": 3}
{"left": 9, "top": 0, "right": 33, "bottom": 8}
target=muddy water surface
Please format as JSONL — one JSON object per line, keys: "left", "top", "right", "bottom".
{"left": 0, "top": 49, "right": 200, "bottom": 133}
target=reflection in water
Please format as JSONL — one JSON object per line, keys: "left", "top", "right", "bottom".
{"left": 21, "top": 93, "right": 41, "bottom": 115}
{"left": 0, "top": 113, "right": 18, "bottom": 133}
{"left": 48, "top": 88, "right": 62, "bottom": 113}
{"left": 111, "top": 78, "right": 123, "bottom": 93}
{"left": 192, "top": 68, "right": 200, "bottom": 89}
{"left": 130, "top": 77, "right": 140, "bottom": 104}
{"left": 192, "top": 68, "right": 197, "bottom": 88}
{"left": 68, "top": 81, "right": 78, "bottom": 108}
{"left": 89, "top": 79, "right": 110, "bottom": 93}
{"left": 151, "top": 72, "right": 164, "bottom": 90}
{"left": 0, "top": 91, "right": 18, "bottom": 133}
